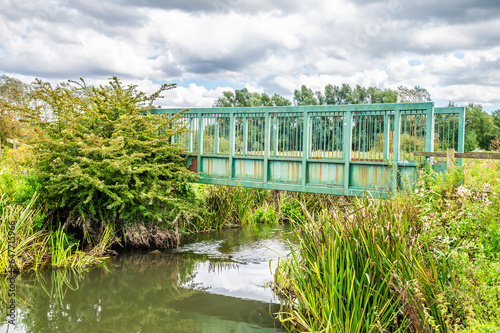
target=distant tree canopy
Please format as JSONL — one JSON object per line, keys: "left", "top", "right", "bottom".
{"left": 397, "top": 85, "right": 432, "bottom": 103}
{"left": 0, "top": 75, "right": 33, "bottom": 144}
{"left": 465, "top": 103, "right": 499, "bottom": 151}
{"left": 214, "top": 84, "right": 404, "bottom": 108}
{"left": 213, "top": 88, "right": 291, "bottom": 107}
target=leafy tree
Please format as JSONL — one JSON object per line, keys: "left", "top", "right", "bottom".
{"left": 367, "top": 87, "right": 398, "bottom": 104}
{"left": 271, "top": 94, "right": 292, "bottom": 106}
{"left": 492, "top": 109, "right": 500, "bottom": 131}
{"left": 464, "top": 130, "right": 479, "bottom": 152}
{"left": 0, "top": 75, "right": 33, "bottom": 144}
{"left": 213, "top": 88, "right": 291, "bottom": 107}
{"left": 11, "top": 77, "right": 199, "bottom": 242}
{"left": 397, "top": 85, "right": 431, "bottom": 103}
{"left": 465, "top": 103, "right": 498, "bottom": 150}
{"left": 316, "top": 84, "right": 397, "bottom": 105}
{"left": 293, "top": 85, "right": 318, "bottom": 106}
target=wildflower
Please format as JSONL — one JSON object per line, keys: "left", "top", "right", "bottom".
{"left": 430, "top": 213, "right": 434, "bottom": 217}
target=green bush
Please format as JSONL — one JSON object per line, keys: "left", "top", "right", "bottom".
{"left": 12, "top": 78, "right": 200, "bottom": 238}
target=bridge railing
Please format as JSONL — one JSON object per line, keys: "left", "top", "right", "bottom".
{"left": 150, "top": 102, "right": 465, "bottom": 197}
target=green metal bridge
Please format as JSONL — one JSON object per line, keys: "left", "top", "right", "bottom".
{"left": 151, "top": 102, "right": 465, "bottom": 197}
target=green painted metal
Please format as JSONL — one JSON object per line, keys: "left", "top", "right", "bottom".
{"left": 151, "top": 102, "right": 465, "bottom": 197}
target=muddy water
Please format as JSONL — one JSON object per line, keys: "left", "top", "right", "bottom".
{"left": 1, "top": 225, "right": 294, "bottom": 333}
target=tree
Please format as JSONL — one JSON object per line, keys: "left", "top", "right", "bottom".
{"left": 293, "top": 85, "right": 318, "bottom": 106}
{"left": 367, "top": 87, "right": 398, "bottom": 104}
{"left": 465, "top": 103, "right": 498, "bottom": 150}
{"left": 0, "top": 75, "right": 33, "bottom": 144}
{"left": 464, "top": 130, "right": 479, "bottom": 152}
{"left": 397, "top": 86, "right": 431, "bottom": 103}
{"left": 11, "top": 77, "right": 199, "bottom": 246}
{"left": 213, "top": 88, "right": 291, "bottom": 107}
{"left": 492, "top": 109, "right": 500, "bottom": 131}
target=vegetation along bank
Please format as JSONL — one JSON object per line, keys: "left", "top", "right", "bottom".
{"left": 1, "top": 75, "right": 500, "bottom": 332}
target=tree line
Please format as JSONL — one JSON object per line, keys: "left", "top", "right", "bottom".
{"left": 213, "top": 83, "right": 500, "bottom": 152}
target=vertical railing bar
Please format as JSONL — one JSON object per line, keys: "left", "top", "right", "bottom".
{"left": 228, "top": 112, "right": 235, "bottom": 180}
{"left": 457, "top": 107, "right": 465, "bottom": 166}
{"left": 383, "top": 112, "right": 389, "bottom": 161}
{"left": 197, "top": 112, "right": 203, "bottom": 173}
{"left": 425, "top": 105, "right": 435, "bottom": 166}
{"left": 413, "top": 114, "right": 417, "bottom": 161}
{"left": 343, "top": 110, "right": 352, "bottom": 194}
{"left": 392, "top": 106, "right": 402, "bottom": 193}
{"left": 302, "top": 110, "right": 309, "bottom": 189}
{"left": 263, "top": 112, "right": 270, "bottom": 185}
{"left": 453, "top": 114, "right": 457, "bottom": 150}
{"left": 323, "top": 116, "right": 327, "bottom": 159}
{"left": 370, "top": 115, "right": 374, "bottom": 160}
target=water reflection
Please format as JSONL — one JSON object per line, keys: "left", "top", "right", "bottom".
{"left": 1, "top": 225, "right": 292, "bottom": 333}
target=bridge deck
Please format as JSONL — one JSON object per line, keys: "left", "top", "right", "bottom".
{"left": 151, "top": 103, "right": 465, "bottom": 197}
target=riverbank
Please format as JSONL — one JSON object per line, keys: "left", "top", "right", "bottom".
{"left": 272, "top": 159, "right": 500, "bottom": 332}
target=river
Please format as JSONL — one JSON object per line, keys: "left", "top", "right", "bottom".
{"left": 1, "top": 225, "right": 295, "bottom": 333}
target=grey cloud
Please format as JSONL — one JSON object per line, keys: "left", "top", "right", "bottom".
{"left": 118, "top": 0, "right": 301, "bottom": 14}
{"left": 350, "top": 0, "right": 500, "bottom": 24}
{"left": 438, "top": 58, "right": 500, "bottom": 87}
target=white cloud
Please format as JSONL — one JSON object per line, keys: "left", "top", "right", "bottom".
{"left": 0, "top": 0, "right": 499, "bottom": 111}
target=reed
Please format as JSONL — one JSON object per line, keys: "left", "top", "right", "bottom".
{"left": 0, "top": 194, "right": 48, "bottom": 274}
{"left": 272, "top": 197, "right": 419, "bottom": 332}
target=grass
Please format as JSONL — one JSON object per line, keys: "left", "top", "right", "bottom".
{"left": 271, "top": 159, "right": 500, "bottom": 332}
{"left": 272, "top": 198, "right": 419, "bottom": 332}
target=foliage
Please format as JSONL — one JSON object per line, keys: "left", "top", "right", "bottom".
{"left": 215, "top": 83, "right": 399, "bottom": 109}
{"left": 465, "top": 130, "right": 479, "bottom": 152}
{"left": 9, "top": 78, "right": 200, "bottom": 243}
{"left": 491, "top": 136, "right": 500, "bottom": 152}
{"left": 272, "top": 198, "right": 423, "bottom": 333}
{"left": 213, "top": 88, "right": 291, "bottom": 107}
{"left": 465, "top": 104, "right": 499, "bottom": 150}
{"left": 271, "top": 160, "right": 500, "bottom": 332}
{"left": 408, "top": 160, "right": 500, "bottom": 329}
{"left": 0, "top": 75, "right": 33, "bottom": 144}
{"left": 397, "top": 85, "right": 432, "bottom": 103}
{"left": 294, "top": 85, "right": 318, "bottom": 105}
{"left": 0, "top": 194, "right": 48, "bottom": 274}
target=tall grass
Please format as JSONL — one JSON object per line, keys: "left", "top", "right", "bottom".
{"left": 1, "top": 193, "right": 114, "bottom": 274}
{"left": 0, "top": 194, "right": 48, "bottom": 273}
{"left": 271, "top": 196, "right": 457, "bottom": 333}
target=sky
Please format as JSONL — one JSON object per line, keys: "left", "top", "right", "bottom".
{"left": 0, "top": 0, "right": 499, "bottom": 112}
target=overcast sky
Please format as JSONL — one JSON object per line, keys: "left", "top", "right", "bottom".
{"left": 0, "top": 0, "right": 499, "bottom": 111}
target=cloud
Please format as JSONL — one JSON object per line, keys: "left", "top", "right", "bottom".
{"left": 0, "top": 0, "right": 499, "bottom": 111}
